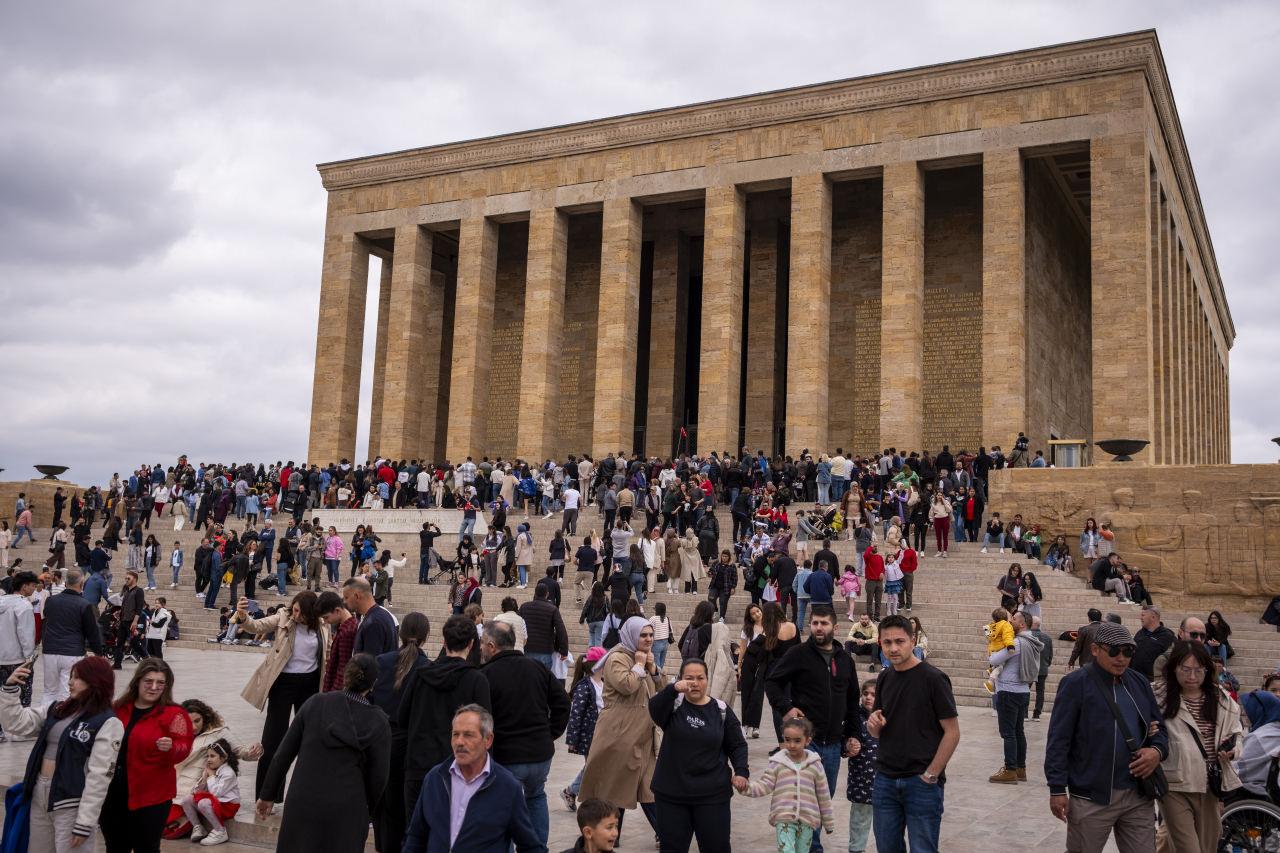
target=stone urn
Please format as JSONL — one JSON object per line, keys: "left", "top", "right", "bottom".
{"left": 34, "top": 464, "right": 69, "bottom": 480}
{"left": 1095, "top": 440, "right": 1149, "bottom": 463}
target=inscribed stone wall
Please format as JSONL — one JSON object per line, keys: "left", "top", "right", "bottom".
{"left": 432, "top": 256, "right": 457, "bottom": 460}
{"left": 922, "top": 167, "right": 982, "bottom": 452}
{"left": 830, "top": 178, "right": 882, "bottom": 454}
{"left": 1025, "top": 159, "right": 1092, "bottom": 453}
{"left": 988, "top": 466, "right": 1280, "bottom": 600}
{"left": 744, "top": 214, "right": 779, "bottom": 452}
{"left": 484, "top": 221, "right": 528, "bottom": 460}
{"left": 558, "top": 214, "right": 602, "bottom": 457}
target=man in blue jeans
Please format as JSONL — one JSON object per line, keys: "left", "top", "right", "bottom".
{"left": 866, "top": 614, "right": 960, "bottom": 853}
{"left": 765, "top": 604, "right": 862, "bottom": 852}
{"left": 479, "top": 621, "right": 570, "bottom": 849}
{"left": 987, "top": 611, "right": 1042, "bottom": 784}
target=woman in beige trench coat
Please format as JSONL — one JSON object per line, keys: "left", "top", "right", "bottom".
{"left": 235, "top": 590, "right": 330, "bottom": 800}
{"left": 579, "top": 616, "right": 667, "bottom": 820}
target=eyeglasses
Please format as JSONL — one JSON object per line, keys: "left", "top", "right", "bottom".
{"left": 1177, "top": 666, "right": 1207, "bottom": 678}
{"left": 1187, "top": 631, "right": 1207, "bottom": 640}
{"left": 1102, "top": 644, "right": 1136, "bottom": 659}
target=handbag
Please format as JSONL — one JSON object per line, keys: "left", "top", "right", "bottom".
{"left": 1183, "top": 721, "right": 1224, "bottom": 799}
{"left": 1092, "top": 667, "right": 1168, "bottom": 799}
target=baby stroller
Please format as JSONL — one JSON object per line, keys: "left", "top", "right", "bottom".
{"left": 811, "top": 505, "right": 844, "bottom": 540}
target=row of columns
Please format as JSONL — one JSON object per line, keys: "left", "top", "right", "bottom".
{"left": 309, "top": 133, "right": 1222, "bottom": 467}
{"left": 1150, "top": 154, "right": 1230, "bottom": 466}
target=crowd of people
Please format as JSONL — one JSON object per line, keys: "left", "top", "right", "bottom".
{"left": 1, "top": 442, "right": 1277, "bottom": 853}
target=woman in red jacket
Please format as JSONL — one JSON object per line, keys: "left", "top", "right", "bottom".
{"left": 100, "top": 658, "right": 194, "bottom": 852}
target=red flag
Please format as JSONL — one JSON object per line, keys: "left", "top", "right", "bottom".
{"left": 680, "top": 426, "right": 688, "bottom": 438}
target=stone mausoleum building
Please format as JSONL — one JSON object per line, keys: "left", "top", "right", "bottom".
{"left": 308, "top": 31, "right": 1232, "bottom": 468}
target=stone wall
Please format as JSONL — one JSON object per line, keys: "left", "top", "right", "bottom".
{"left": 988, "top": 465, "right": 1280, "bottom": 599}
{"left": 830, "top": 178, "right": 882, "bottom": 454}
{"left": 922, "top": 166, "right": 982, "bottom": 452}
{"left": 485, "top": 221, "right": 529, "bottom": 460}
{"left": 1025, "top": 159, "right": 1092, "bottom": 453}
{"left": 557, "top": 214, "right": 602, "bottom": 457}
{"left": 0, "top": 479, "right": 80, "bottom": 531}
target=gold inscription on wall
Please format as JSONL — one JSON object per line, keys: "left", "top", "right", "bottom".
{"left": 486, "top": 324, "right": 523, "bottom": 456}
{"left": 922, "top": 286, "right": 981, "bottom": 451}
{"left": 852, "top": 295, "right": 882, "bottom": 453}
{"left": 558, "top": 319, "right": 586, "bottom": 450}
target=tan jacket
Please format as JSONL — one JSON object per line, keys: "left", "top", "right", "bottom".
{"left": 579, "top": 649, "right": 667, "bottom": 809}
{"left": 238, "top": 610, "right": 330, "bottom": 711}
{"left": 706, "top": 621, "right": 738, "bottom": 706}
{"left": 1160, "top": 687, "right": 1243, "bottom": 794}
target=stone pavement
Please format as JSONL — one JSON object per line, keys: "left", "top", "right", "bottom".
{"left": 0, "top": 648, "right": 1121, "bottom": 852}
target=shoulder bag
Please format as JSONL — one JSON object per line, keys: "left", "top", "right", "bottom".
{"left": 1092, "top": 667, "right": 1168, "bottom": 800}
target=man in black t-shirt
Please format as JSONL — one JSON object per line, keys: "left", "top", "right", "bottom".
{"left": 866, "top": 614, "right": 959, "bottom": 853}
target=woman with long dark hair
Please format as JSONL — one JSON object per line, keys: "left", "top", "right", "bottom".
{"left": 371, "top": 613, "right": 430, "bottom": 853}
{"left": 234, "top": 590, "right": 330, "bottom": 801}
{"left": 102, "top": 658, "right": 194, "bottom": 852}
{"left": 257, "top": 655, "right": 390, "bottom": 851}
{"left": 1205, "top": 611, "right": 1233, "bottom": 665}
{"left": 1157, "top": 640, "right": 1243, "bottom": 853}
{"left": 164, "top": 699, "right": 261, "bottom": 840}
{"left": 740, "top": 602, "right": 799, "bottom": 744}
{"left": 996, "top": 563, "right": 1023, "bottom": 611}
{"left": 0, "top": 656, "right": 122, "bottom": 852}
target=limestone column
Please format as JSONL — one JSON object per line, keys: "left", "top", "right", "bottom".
{"left": 1090, "top": 133, "right": 1153, "bottom": 461}
{"left": 378, "top": 225, "right": 434, "bottom": 460}
{"left": 592, "top": 197, "right": 642, "bottom": 457}
{"left": 785, "top": 173, "right": 832, "bottom": 456}
{"left": 879, "top": 161, "right": 925, "bottom": 452}
{"left": 518, "top": 208, "right": 569, "bottom": 462}
{"left": 698, "top": 185, "right": 747, "bottom": 455}
{"left": 445, "top": 216, "right": 499, "bottom": 461}
{"left": 308, "top": 231, "right": 369, "bottom": 465}
{"left": 647, "top": 225, "right": 683, "bottom": 454}
{"left": 368, "top": 259, "right": 393, "bottom": 455}
{"left": 980, "top": 149, "right": 1027, "bottom": 451}
{"left": 745, "top": 214, "right": 779, "bottom": 453}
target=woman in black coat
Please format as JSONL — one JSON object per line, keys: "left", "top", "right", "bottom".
{"left": 371, "top": 614, "right": 430, "bottom": 853}
{"left": 257, "top": 654, "right": 391, "bottom": 851}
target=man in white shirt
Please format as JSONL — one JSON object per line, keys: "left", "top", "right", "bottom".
{"left": 561, "top": 484, "right": 581, "bottom": 535}
{"left": 416, "top": 468, "right": 433, "bottom": 508}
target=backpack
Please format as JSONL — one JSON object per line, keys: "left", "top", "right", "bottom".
{"left": 680, "top": 625, "right": 701, "bottom": 661}
{"left": 602, "top": 615, "right": 622, "bottom": 649}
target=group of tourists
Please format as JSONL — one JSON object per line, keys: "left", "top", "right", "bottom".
{"left": 3, "top": 441, "right": 1277, "bottom": 853}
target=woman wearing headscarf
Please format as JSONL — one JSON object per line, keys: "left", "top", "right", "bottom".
{"left": 679, "top": 529, "right": 703, "bottom": 595}
{"left": 579, "top": 616, "right": 667, "bottom": 836}
{"left": 1235, "top": 690, "right": 1280, "bottom": 798}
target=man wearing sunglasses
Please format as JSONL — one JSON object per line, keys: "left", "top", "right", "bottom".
{"left": 1044, "top": 622, "right": 1167, "bottom": 852}
{"left": 1151, "top": 616, "right": 1208, "bottom": 683}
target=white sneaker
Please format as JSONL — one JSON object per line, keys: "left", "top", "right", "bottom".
{"left": 980, "top": 547, "right": 988, "bottom": 553}
{"left": 190, "top": 825, "right": 208, "bottom": 842}
{"left": 999, "top": 549, "right": 1006, "bottom": 554}
{"left": 200, "top": 827, "right": 229, "bottom": 846}
{"left": 169, "top": 583, "right": 177, "bottom": 589}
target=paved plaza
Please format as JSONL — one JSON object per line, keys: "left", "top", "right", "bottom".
{"left": 0, "top": 647, "right": 1123, "bottom": 852}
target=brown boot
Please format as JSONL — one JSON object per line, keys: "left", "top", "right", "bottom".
{"left": 1015, "top": 767, "right": 1027, "bottom": 781}
{"left": 989, "top": 766, "right": 1018, "bottom": 784}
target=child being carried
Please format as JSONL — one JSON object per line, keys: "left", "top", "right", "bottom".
{"left": 982, "top": 608, "right": 1015, "bottom": 694}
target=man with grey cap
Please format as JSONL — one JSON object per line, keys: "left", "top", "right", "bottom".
{"left": 1044, "top": 621, "right": 1168, "bottom": 852}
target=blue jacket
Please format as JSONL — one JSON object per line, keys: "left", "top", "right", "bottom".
{"left": 804, "top": 569, "right": 835, "bottom": 604}
{"left": 1044, "top": 662, "right": 1168, "bottom": 805}
{"left": 403, "top": 756, "right": 545, "bottom": 853}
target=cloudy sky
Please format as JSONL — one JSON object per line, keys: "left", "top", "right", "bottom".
{"left": 2, "top": 2, "right": 1277, "bottom": 487}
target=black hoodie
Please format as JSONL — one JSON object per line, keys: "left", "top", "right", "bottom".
{"left": 398, "top": 655, "right": 492, "bottom": 778}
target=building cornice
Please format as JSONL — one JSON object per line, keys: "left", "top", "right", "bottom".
{"left": 317, "top": 30, "right": 1230, "bottom": 342}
